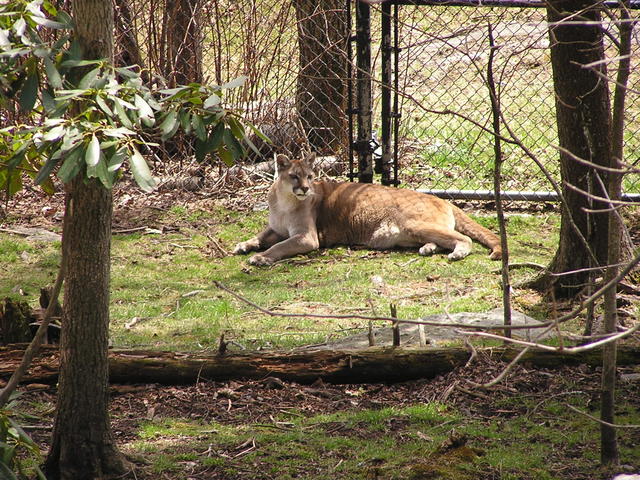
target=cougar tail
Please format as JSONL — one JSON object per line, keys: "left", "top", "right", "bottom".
{"left": 452, "top": 206, "right": 502, "bottom": 260}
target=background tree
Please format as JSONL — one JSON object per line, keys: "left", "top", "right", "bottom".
{"left": 294, "top": 0, "right": 348, "bottom": 154}
{"left": 532, "top": 0, "right": 626, "bottom": 298}
{"left": 162, "top": 0, "right": 203, "bottom": 86}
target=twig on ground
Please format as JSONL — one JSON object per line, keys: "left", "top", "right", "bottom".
{"left": 565, "top": 404, "right": 640, "bottom": 429}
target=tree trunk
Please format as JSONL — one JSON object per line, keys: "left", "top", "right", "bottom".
{"left": 533, "top": 0, "right": 613, "bottom": 298}
{"left": 294, "top": 0, "right": 348, "bottom": 155}
{"left": 44, "top": 177, "right": 126, "bottom": 479}
{"left": 4, "top": 344, "right": 640, "bottom": 386}
{"left": 599, "top": 4, "right": 632, "bottom": 466}
{"left": 44, "top": 1, "right": 127, "bottom": 478}
{"left": 114, "top": 0, "right": 147, "bottom": 77}
{"left": 162, "top": 0, "right": 203, "bottom": 86}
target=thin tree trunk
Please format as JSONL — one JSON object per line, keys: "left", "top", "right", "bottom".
{"left": 44, "top": 0, "right": 127, "bottom": 477}
{"left": 163, "top": 0, "right": 203, "bottom": 86}
{"left": 487, "top": 22, "right": 512, "bottom": 339}
{"left": 45, "top": 177, "right": 127, "bottom": 479}
{"left": 600, "top": 4, "right": 632, "bottom": 466}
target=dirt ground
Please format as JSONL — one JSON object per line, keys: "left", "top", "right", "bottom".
{"left": 16, "top": 355, "right": 639, "bottom": 480}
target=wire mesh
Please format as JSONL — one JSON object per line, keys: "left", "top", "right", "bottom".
{"left": 3, "top": 0, "right": 639, "bottom": 200}
{"left": 364, "top": 1, "right": 640, "bottom": 199}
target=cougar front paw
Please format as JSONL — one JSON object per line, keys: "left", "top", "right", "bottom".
{"left": 233, "top": 242, "right": 251, "bottom": 255}
{"left": 248, "top": 254, "right": 275, "bottom": 266}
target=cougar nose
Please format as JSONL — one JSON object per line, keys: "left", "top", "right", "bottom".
{"left": 300, "top": 186, "right": 309, "bottom": 194}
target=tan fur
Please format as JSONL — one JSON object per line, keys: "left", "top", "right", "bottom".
{"left": 233, "top": 153, "right": 502, "bottom": 266}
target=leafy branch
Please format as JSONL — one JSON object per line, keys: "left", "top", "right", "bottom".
{"left": 1, "top": 0, "right": 266, "bottom": 197}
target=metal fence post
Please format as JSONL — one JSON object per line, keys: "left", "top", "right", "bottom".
{"left": 356, "top": 0, "right": 373, "bottom": 183}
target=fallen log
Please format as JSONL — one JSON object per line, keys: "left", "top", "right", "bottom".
{"left": 2, "top": 344, "right": 640, "bottom": 386}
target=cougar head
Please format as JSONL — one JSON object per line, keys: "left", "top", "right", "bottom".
{"left": 276, "top": 153, "right": 316, "bottom": 200}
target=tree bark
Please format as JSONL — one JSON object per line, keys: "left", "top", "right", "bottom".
{"left": 44, "top": 176, "right": 127, "bottom": 479}
{"left": 533, "top": 0, "right": 613, "bottom": 298}
{"left": 4, "top": 345, "right": 640, "bottom": 386}
{"left": 162, "top": 0, "right": 203, "bottom": 86}
{"left": 599, "top": 4, "right": 632, "bottom": 466}
{"left": 114, "top": 0, "right": 147, "bottom": 76}
{"left": 44, "top": 1, "right": 128, "bottom": 478}
{"left": 294, "top": 0, "right": 349, "bottom": 155}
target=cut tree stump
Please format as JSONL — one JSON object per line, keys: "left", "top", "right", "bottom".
{"left": 1, "top": 344, "right": 640, "bottom": 386}
{"left": 0, "top": 299, "right": 33, "bottom": 345}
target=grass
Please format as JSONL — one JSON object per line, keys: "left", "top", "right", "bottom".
{"left": 1, "top": 203, "right": 559, "bottom": 352}
{"left": 118, "top": 395, "right": 640, "bottom": 480}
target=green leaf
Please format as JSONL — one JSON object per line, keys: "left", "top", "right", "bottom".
{"left": 60, "top": 127, "right": 82, "bottom": 152}
{"left": 44, "top": 56, "right": 62, "bottom": 88}
{"left": 55, "top": 89, "right": 86, "bottom": 101}
{"left": 159, "top": 86, "right": 190, "bottom": 100}
{"left": 43, "top": 124, "right": 65, "bottom": 142}
{"left": 208, "top": 122, "right": 225, "bottom": 151}
{"left": 55, "top": 10, "right": 73, "bottom": 28}
{"left": 247, "top": 122, "right": 271, "bottom": 144}
{"left": 3, "top": 170, "right": 24, "bottom": 196}
{"left": 179, "top": 111, "right": 192, "bottom": 135}
{"left": 227, "top": 116, "right": 245, "bottom": 140}
{"left": 223, "top": 128, "right": 244, "bottom": 161}
{"left": 86, "top": 152, "right": 112, "bottom": 188}
{"left": 203, "top": 93, "right": 221, "bottom": 109}
{"left": 31, "top": 15, "right": 68, "bottom": 29}
{"left": 195, "top": 138, "right": 208, "bottom": 163}
{"left": 85, "top": 134, "right": 100, "bottom": 167}
{"left": 159, "top": 111, "right": 178, "bottom": 139}
{"left": 107, "top": 147, "right": 127, "bottom": 173}
{"left": 115, "top": 66, "right": 138, "bottom": 79}
{"left": 218, "top": 147, "right": 234, "bottom": 167}
{"left": 103, "top": 127, "right": 135, "bottom": 138}
{"left": 78, "top": 67, "right": 101, "bottom": 89}
{"left": 129, "top": 148, "right": 156, "bottom": 192}
{"left": 60, "top": 59, "right": 101, "bottom": 68}
{"left": 18, "top": 72, "right": 39, "bottom": 112}
{"left": 191, "top": 114, "right": 206, "bottom": 141}
{"left": 41, "top": 88, "right": 58, "bottom": 114}
{"left": 57, "top": 146, "right": 83, "bottom": 183}
{"left": 113, "top": 99, "right": 133, "bottom": 129}
{"left": 0, "top": 461, "right": 18, "bottom": 480}
{"left": 35, "top": 154, "right": 59, "bottom": 185}
{"left": 134, "top": 94, "right": 155, "bottom": 127}
{"left": 96, "top": 95, "right": 113, "bottom": 116}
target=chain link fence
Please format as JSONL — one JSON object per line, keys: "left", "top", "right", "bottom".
{"left": 4, "top": 1, "right": 638, "bottom": 199}
{"left": 375, "top": 1, "right": 640, "bottom": 199}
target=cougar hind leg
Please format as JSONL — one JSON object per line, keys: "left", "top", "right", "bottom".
{"left": 418, "top": 242, "right": 441, "bottom": 256}
{"left": 407, "top": 223, "right": 473, "bottom": 261}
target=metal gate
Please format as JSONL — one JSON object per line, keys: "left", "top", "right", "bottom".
{"left": 346, "top": 0, "right": 640, "bottom": 202}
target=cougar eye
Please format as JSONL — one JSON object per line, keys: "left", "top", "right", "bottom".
{"left": 289, "top": 173, "right": 298, "bottom": 180}
{"left": 307, "top": 175, "right": 313, "bottom": 180}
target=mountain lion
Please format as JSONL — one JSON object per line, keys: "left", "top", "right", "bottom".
{"left": 233, "top": 153, "right": 502, "bottom": 266}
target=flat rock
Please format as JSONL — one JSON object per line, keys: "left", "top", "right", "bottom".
{"left": 1, "top": 226, "right": 61, "bottom": 242}
{"left": 306, "top": 309, "right": 549, "bottom": 350}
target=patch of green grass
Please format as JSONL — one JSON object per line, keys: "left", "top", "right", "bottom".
{"left": 124, "top": 396, "right": 639, "bottom": 480}
{"left": 0, "top": 235, "right": 61, "bottom": 298}
{"left": 0, "top": 205, "right": 558, "bottom": 351}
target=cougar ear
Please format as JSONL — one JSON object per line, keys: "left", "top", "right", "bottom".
{"left": 304, "top": 152, "right": 317, "bottom": 167}
{"left": 276, "top": 154, "right": 291, "bottom": 173}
